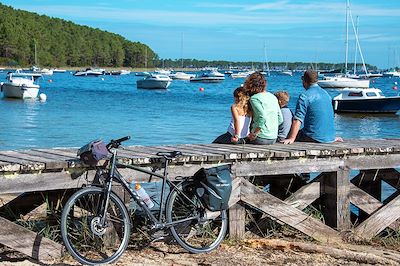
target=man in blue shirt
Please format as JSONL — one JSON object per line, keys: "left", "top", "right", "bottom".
{"left": 283, "top": 70, "right": 337, "bottom": 144}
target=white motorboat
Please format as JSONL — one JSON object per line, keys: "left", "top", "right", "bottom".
{"left": 383, "top": 70, "right": 400, "bottom": 78}
{"left": 154, "top": 69, "right": 171, "bottom": 75}
{"left": 280, "top": 70, "right": 293, "bottom": 76}
{"left": 135, "top": 71, "right": 151, "bottom": 76}
{"left": 190, "top": 70, "right": 225, "bottom": 83}
{"left": 332, "top": 87, "right": 400, "bottom": 113}
{"left": 136, "top": 74, "right": 172, "bottom": 89}
{"left": 73, "top": 68, "right": 105, "bottom": 77}
{"left": 169, "top": 72, "right": 195, "bottom": 80}
{"left": 30, "top": 66, "right": 53, "bottom": 76}
{"left": 230, "top": 70, "right": 254, "bottom": 79}
{"left": 1, "top": 72, "right": 41, "bottom": 99}
{"left": 318, "top": 76, "right": 370, "bottom": 88}
{"left": 52, "top": 68, "right": 67, "bottom": 73}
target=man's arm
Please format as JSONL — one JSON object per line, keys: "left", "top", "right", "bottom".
{"left": 282, "top": 119, "right": 301, "bottom": 144}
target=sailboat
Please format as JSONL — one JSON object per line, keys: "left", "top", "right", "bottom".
{"left": 318, "top": 0, "right": 369, "bottom": 89}
{"left": 260, "top": 41, "right": 271, "bottom": 77}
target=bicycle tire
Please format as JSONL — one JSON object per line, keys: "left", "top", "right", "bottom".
{"left": 61, "top": 186, "right": 131, "bottom": 265}
{"left": 166, "top": 181, "right": 227, "bottom": 253}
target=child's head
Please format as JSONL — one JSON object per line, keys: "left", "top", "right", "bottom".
{"left": 233, "top": 87, "right": 251, "bottom": 114}
{"left": 274, "top": 91, "right": 290, "bottom": 108}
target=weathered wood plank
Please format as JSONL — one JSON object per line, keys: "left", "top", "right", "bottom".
{"left": 0, "top": 171, "right": 90, "bottom": 194}
{"left": 234, "top": 158, "right": 344, "bottom": 176}
{"left": 346, "top": 154, "right": 400, "bottom": 170}
{"left": 240, "top": 178, "right": 341, "bottom": 243}
{"left": 0, "top": 216, "right": 64, "bottom": 262}
{"left": 0, "top": 153, "right": 45, "bottom": 172}
{"left": 284, "top": 182, "right": 320, "bottom": 210}
{"left": 229, "top": 203, "right": 246, "bottom": 239}
{"left": 355, "top": 193, "right": 400, "bottom": 240}
{"left": 349, "top": 183, "right": 383, "bottom": 215}
{"left": 320, "top": 170, "right": 351, "bottom": 230}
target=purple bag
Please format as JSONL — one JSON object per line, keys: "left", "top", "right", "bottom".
{"left": 77, "top": 139, "right": 110, "bottom": 166}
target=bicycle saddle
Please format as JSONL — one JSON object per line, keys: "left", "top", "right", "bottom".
{"left": 156, "top": 151, "right": 183, "bottom": 159}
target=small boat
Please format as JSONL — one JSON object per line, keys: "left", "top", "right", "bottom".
{"left": 318, "top": 76, "right": 370, "bottom": 89}
{"left": 382, "top": 70, "right": 400, "bottom": 78}
{"left": 332, "top": 88, "right": 400, "bottom": 113}
{"left": 136, "top": 74, "right": 172, "bottom": 89}
{"left": 52, "top": 68, "right": 67, "bottom": 73}
{"left": 73, "top": 68, "right": 105, "bottom": 77}
{"left": 30, "top": 66, "right": 53, "bottom": 76}
{"left": 230, "top": 70, "right": 254, "bottom": 79}
{"left": 190, "top": 70, "right": 225, "bottom": 83}
{"left": 105, "top": 70, "right": 131, "bottom": 75}
{"left": 1, "top": 71, "right": 41, "bottom": 99}
{"left": 280, "top": 70, "right": 293, "bottom": 76}
{"left": 169, "top": 72, "right": 195, "bottom": 80}
{"left": 135, "top": 71, "right": 151, "bottom": 76}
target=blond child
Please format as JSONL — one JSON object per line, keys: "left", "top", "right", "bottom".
{"left": 213, "top": 87, "right": 252, "bottom": 144}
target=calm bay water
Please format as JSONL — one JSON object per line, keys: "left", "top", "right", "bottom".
{"left": 0, "top": 71, "right": 399, "bottom": 151}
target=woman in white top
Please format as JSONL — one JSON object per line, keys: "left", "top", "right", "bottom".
{"left": 213, "top": 87, "right": 252, "bottom": 144}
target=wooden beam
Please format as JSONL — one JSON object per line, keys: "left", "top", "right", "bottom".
{"left": 0, "top": 217, "right": 64, "bottom": 262}
{"left": 229, "top": 203, "right": 246, "bottom": 239}
{"left": 320, "top": 170, "right": 351, "bottom": 230}
{"left": 355, "top": 193, "right": 400, "bottom": 240}
{"left": 240, "top": 178, "right": 341, "bottom": 243}
{"left": 285, "top": 182, "right": 321, "bottom": 210}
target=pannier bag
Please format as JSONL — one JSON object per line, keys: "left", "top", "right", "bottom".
{"left": 194, "top": 164, "right": 232, "bottom": 211}
{"left": 77, "top": 139, "right": 110, "bottom": 166}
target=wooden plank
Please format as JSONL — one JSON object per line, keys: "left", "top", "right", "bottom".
{"left": 234, "top": 158, "right": 344, "bottom": 176}
{"left": 0, "top": 216, "right": 64, "bottom": 262}
{"left": 320, "top": 170, "right": 351, "bottom": 230}
{"left": 229, "top": 203, "right": 246, "bottom": 239}
{"left": 17, "top": 150, "right": 68, "bottom": 169}
{"left": 284, "top": 182, "right": 320, "bottom": 210}
{"left": 240, "top": 178, "right": 341, "bottom": 243}
{"left": 355, "top": 193, "right": 400, "bottom": 240}
{"left": 0, "top": 153, "right": 45, "bottom": 172}
{"left": 0, "top": 171, "right": 90, "bottom": 194}
{"left": 346, "top": 154, "right": 400, "bottom": 170}
{"left": 194, "top": 144, "right": 243, "bottom": 160}
{"left": 349, "top": 183, "right": 383, "bottom": 215}
{"left": 171, "top": 144, "right": 225, "bottom": 161}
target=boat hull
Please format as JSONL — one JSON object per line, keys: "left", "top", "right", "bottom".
{"left": 318, "top": 79, "right": 370, "bottom": 88}
{"left": 333, "top": 97, "right": 400, "bottom": 113}
{"left": 136, "top": 80, "right": 171, "bottom": 89}
{"left": 2, "top": 83, "right": 40, "bottom": 99}
{"left": 190, "top": 77, "right": 225, "bottom": 83}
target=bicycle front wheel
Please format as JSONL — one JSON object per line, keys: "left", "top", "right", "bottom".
{"left": 61, "top": 186, "right": 131, "bottom": 265}
{"left": 166, "top": 181, "right": 227, "bottom": 253}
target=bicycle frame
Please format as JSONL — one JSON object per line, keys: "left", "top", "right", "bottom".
{"left": 100, "top": 149, "right": 200, "bottom": 230}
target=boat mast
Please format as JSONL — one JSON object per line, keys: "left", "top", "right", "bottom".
{"left": 348, "top": 5, "right": 368, "bottom": 75}
{"left": 34, "top": 41, "right": 38, "bottom": 66}
{"left": 353, "top": 16, "right": 359, "bottom": 75}
{"left": 144, "top": 47, "right": 147, "bottom": 69}
{"left": 181, "top": 32, "right": 184, "bottom": 69}
{"left": 345, "top": 0, "right": 349, "bottom": 75}
{"left": 264, "top": 41, "right": 270, "bottom": 76}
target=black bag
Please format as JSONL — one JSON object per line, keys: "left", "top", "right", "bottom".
{"left": 77, "top": 139, "right": 110, "bottom": 166}
{"left": 194, "top": 165, "right": 232, "bottom": 211}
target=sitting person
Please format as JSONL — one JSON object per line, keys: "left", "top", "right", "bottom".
{"left": 274, "top": 91, "right": 293, "bottom": 142}
{"left": 283, "top": 70, "right": 342, "bottom": 144}
{"left": 243, "top": 72, "right": 283, "bottom": 145}
{"left": 213, "top": 87, "right": 252, "bottom": 144}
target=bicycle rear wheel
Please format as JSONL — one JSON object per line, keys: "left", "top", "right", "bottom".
{"left": 61, "top": 186, "right": 131, "bottom": 265}
{"left": 166, "top": 181, "right": 227, "bottom": 253}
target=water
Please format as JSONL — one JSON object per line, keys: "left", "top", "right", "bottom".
{"left": 0, "top": 71, "right": 399, "bottom": 150}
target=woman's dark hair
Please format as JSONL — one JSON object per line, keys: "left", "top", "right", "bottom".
{"left": 243, "top": 72, "right": 266, "bottom": 96}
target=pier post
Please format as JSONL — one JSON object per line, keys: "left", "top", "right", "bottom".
{"left": 321, "top": 169, "right": 351, "bottom": 230}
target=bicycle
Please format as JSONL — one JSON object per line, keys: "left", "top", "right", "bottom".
{"left": 61, "top": 136, "right": 228, "bottom": 265}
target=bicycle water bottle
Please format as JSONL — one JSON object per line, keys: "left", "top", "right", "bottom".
{"left": 134, "top": 183, "right": 154, "bottom": 209}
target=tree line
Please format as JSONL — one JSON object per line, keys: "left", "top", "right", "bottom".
{"left": 0, "top": 3, "right": 158, "bottom": 68}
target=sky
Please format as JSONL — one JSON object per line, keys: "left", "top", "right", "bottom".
{"left": 2, "top": 0, "right": 400, "bottom": 69}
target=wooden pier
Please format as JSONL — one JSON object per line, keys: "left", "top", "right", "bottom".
{"left": 0, "top": 139, "right": 399, "bottom": 262}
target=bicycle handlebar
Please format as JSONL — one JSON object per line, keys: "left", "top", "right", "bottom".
{"left": 106, "top": 136, "right": 131, "bottom": 150}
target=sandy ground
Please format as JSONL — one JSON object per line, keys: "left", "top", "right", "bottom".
{"left": 1, "top": 239, "right": 398, "bottom": 266}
